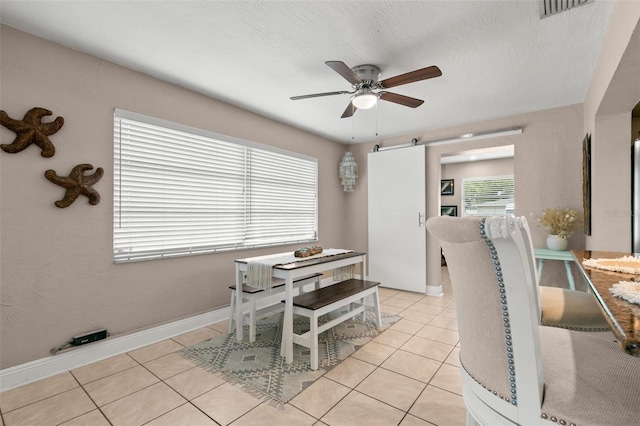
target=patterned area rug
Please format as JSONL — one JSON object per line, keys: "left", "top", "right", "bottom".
{"left": 183, "top": 310, "right": 400, "bottom": 407}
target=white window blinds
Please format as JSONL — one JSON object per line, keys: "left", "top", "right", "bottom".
{"left": 462, "top": 175, "right": 515, "bottom": 217}
{"left": 113, "top": 110, "right": 318, "bottom": 263}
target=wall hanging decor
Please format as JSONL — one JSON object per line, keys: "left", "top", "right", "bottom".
{"left": 582, "top": 133, "right": 591, "bottom": 235}
{"left": 441, "top": 205, "right": 458, "bottom": 216}
{"left": 440, "top": 179, "right": 454, "bottom": 195}
{"left": 45, "top": 163, "right": 103, "bottom": 208}
{"left": 339, "top": 151, "right": 358, "bottom": 192}
{"left": 0, "top": 107, "right": 64, "bottom": 158}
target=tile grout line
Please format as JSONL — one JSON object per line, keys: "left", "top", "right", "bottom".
{"left": 3, "top": 282, "right": 461, "bottom": 426}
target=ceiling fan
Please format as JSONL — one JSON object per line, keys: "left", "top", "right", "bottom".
{"left": 290, "top": 61, "right": 442, "bottom": 118}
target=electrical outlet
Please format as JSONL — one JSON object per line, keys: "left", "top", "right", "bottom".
{"left": 72, "top": 329, "right": 108, "bottom": 346}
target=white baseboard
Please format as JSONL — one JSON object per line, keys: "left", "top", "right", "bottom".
{"left": 0, "top": 275, "right": 366, "bottom": 392}
{"left": 426, "top": 284, "right": 443, "bottom": 297}
{"left": 0, "top": 307, "right": 230, "bottom": 392}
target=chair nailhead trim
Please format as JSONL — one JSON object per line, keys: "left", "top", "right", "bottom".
{"left": 460, "top": 361, "right": 514, "bottom": 403}
{"left": 480, "top": 219, "right": 518, "bottom": 405}
{"left": 481, "top": 222, "right": 580, "bottom": 426}
{"left": 540, "top": 321, "right": 611, "bottom": 332}
{"left": 541, "top": 413, "right": 574, "bottom": 425}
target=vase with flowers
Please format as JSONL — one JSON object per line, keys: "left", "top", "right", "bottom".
{"left": 535, "top": 208, "right": 581, "bottom": 251}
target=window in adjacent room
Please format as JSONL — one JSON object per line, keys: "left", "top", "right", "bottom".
{"left": 462, "top": 175, "right": 515, "bottom": 217}
{"left": 113, "top": 109, "right": 318, "bottom": 263}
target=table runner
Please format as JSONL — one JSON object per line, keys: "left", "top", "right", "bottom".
{"left": 609, "top": 281, "right": 640, "bottom": 304}
{"left": 582, "top": 255, "right": 640, "bottom": 275}
{"left": 246, "top": 248, "right": 353, "bottom": 290}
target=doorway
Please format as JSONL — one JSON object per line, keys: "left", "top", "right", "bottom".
{"left": 438, "top": 146, "right": 515, "bottom": 267}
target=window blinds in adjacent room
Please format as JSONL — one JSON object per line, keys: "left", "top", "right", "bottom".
{"left": 113, "top": 109, "right": 318, "bottom": 263}
{"left": 462, "top": 175, "right": 515, "bottom": 217}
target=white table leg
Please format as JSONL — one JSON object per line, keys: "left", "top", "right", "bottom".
{"left": 373, "top": 287, "right": 382, "bottom": 327}
{"left": 362, "top": 254, "right": 367, "bottom": 279}
{"left": 281, "top": 276, "right": 294, "bottom": 363}
{"left": 310, "top": 311, "right": 319, "bottom": 370}
{"left": 227, "top": 289, "right": 236, "bottom": 334}
{"left": 235, "top": 264, "right": 244, "bottom": 342}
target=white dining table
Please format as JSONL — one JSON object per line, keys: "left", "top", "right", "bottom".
{"left": 234, "top": 250, "right": 367, "bottom": 364}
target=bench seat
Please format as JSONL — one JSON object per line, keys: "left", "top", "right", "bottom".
{"left": 228, "top": 273, "right": 322, "bottom": 342}
{"left": 289, "top": 278, "right": 382, "bottom": 370}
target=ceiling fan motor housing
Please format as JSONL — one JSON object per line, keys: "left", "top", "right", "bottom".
{"left": 351, "top": 64, "right": 381, "bottom": 87}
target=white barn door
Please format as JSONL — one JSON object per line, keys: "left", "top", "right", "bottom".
{"left": 368, "top": 145, "right": 427, "bottom": 293}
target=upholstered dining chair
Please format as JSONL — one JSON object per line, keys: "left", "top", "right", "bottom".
{"left": 538, "top": 284, "right": 610, "bottom": 331}
{"left": 442, "top": 220, "right": 609, "bottom": 332}
{"left": 427, "top": 216, "right": 640, "bottom": 426}
{"left": 522, "top": 235, "right": 609, "bottom": 332}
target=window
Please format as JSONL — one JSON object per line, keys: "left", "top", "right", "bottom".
{"left": 462, "top": 175, "right": 515, "bottom": 217}
{"left": 113, "top": 109, "right": 318, "bottom": 263}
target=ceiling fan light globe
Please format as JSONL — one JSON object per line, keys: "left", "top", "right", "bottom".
{"left": 352, "top": 92, "right": 378, "bottom": 109}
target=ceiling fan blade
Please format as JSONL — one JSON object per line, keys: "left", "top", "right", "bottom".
{"left": 379, "top": 66, "right": 442, "bottom": 89}
{"left": 290, "top": 90, "right": 350, "bottom": 100}
{"left": 341, "top": 102, "right": 357, "bottom": 118}
{"left": 379, "top": 92, "right": 424, "bottom": 108}
{"left": 326, "top": 61, "right": 362, "bottom": 85}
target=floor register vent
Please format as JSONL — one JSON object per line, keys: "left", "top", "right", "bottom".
{"left": 539, "top": 0, "right": 594, "bottom": 19}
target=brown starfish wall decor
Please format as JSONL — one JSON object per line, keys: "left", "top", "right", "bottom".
{"left": 45, "top": 164, "right": 104, "bottom": 208}
{"left": 0, "top": 107, "right": 64, "bottom": 157}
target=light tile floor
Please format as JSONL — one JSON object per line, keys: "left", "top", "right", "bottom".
{"left": 0, "top": 268, "right": 465, "bottom": 426}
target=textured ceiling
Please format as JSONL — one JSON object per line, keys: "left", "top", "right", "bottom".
{"left": 0, "top": 1, "right": 615, "bottom": 144}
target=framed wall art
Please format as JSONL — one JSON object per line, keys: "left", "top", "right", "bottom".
{"left": 441, "top": 179, "right": 454, "bottom": 195}
{"left": 441, "top": 205, "right": 458, "bottom": 216}
{"left": 582, "top": 133, "right": 591, "bottom": 235}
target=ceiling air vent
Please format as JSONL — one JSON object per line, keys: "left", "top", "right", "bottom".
{"left": 539, "top": 0, "right": 594, "bottom": 19}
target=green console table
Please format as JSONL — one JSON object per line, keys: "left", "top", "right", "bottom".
{"left": 533, "top": 248, "right": 576, "bottom": 291}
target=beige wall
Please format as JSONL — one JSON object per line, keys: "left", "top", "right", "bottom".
{"left": 0, "top": 26, "right": 348, "bottom": 369}
{"left": 583, "top": 1, "right": 640, "bottom": 251}
{"left": 347, "top": 104, "right": 586, "bottom": 289}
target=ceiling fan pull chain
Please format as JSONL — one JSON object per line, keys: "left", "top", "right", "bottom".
{"left": 351, "top": 110, "right": 355, "bottom": 142}
{"left": 375, "top": 101, "right": 379, "bottom": 137}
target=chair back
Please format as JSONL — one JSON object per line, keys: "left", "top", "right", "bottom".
{"left": 427, "top": 215, "right": 545, "bottom": 424}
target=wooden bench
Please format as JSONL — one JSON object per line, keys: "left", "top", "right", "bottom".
{"left": 289, "top": 278, "right": 382, "bottom": 370}
{"left": 228, "top": 273, "right": 322, "bottom": 342}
